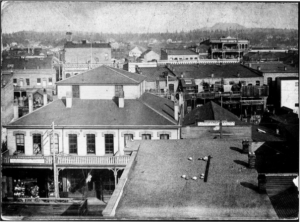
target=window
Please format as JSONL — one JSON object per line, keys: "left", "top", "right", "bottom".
{"left": 72, "top": 85, "right": 80, "bottom": 98}
{"left": 194, "top": 57, "right": 198, "bottom": 60}
{"left": 160, "top": 134, "right": 169, "bottom": 140}
{"left": 32, "top": 134, "right": 42, "bottom": 154}
{"left": 115, "top": 85, "right": 123, "bottom": 97}
{"left": 105, "top": 134, "right": 114, "bottom": 154}
{"left": 48, "top": 78, "right": 53, "bottom": 85}
{"left": 267, "top": 77, "right": 272, "bottom": 85}
{"left": 169, "top": 84, "right": 174, "bottom": 93}
{"left": 142, "top": 134, "right": 151, "bottom": 140}
{"left": 186, "top": 58, "right": 189, "bottom": 60}
{"left": 26, "top": 79, "right": 30, "bottom": 86}
{"left": 256, "top": 81, "right": 260, "bottom": 86}
{"left": 124, "top": 134, "right": 133, "bottom": 147}
{"left": 16, "top": 134, "right": 25, "bottom": 153}
{"left": 37, "top": 78, "right": 41, "bottom": 85}
{"left": 19, "top": 79, "right": 24, "bottom": 87}
{"left": 86, "top": 134, "right": 95, "bottom": 154}
{"left": 66, "top": 73, "right": 71, "bottom": 78}
{"left": 190, "top": 57, "right": 193, "bottom": 60}
{"left": 13, "top": 79, "right": 17, "bottom": 84}
{"left": 69, "top": 134, "right": 77, "bottom": 154}
{"left": 50, "top": 134, "right": 59, "bottom": 154}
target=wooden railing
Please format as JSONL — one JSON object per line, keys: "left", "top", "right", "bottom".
{"left": 3, "top": 155, "right": 130, "bottom": 166}
{"left": 57, "top": 155, "right": 130, "bottom": 165}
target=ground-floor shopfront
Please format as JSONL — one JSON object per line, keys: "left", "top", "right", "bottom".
{"left": 2, "top": 168, "right": 124, "bottom": 201}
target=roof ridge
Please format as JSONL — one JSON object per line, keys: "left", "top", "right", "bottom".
{"left": 210, "top": 101, "right": 217, "bottom": 120}
{"left": 104, "top": 65, "right": 139, "bottom": 83}
{"left": 138, "top": 98, "right": 177, "bottom": 125}
{"left": 56, "top": 65, "right": 99, "bottom": 84}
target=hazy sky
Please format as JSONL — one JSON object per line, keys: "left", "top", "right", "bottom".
{"left": 2, "top": 2, "right": 298, "bottom": 33}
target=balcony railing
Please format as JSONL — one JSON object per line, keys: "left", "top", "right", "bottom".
{"left": 2, "top": 155, "right": 130, "bottom": 166}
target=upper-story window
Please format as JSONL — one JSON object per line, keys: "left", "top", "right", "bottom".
{"left": 256, "top": 81, "right": 260, "bottom": 86}
{"left": 160, "top": 134, "right": 169, "bottom": 140}
{"left": 124, "top": 134, "right": 133, "bottom": 147}
{"left": 26, "top": 79, "right": 30, "bottom": 86}
{"left": 16, "top": 134, "right": 25, "bottom": 153}
{"left": 105, "top": 134, "right": 114, "bottom": 154}
{"left": 32, "top": 134, "right": 42, "bottom": 154}
{"left": 13, "top": 79, "right": 17, "bottom": 84}
{"left": 115, "top": 85, "right": 123, "bottom": 97}
{"left": 142, "top": 134, "right": 151, "bottom": 140}
{"left": 37, "top": 78, "right": 41, "bottom": 85}
{"left": 69, "top": 134, "right": 78, "bottom": 154}
{"left": 19, "top": 79, "right": 24, "bottom": 87}
{"left": 66, "top": 73, "right": 71, "bottom": 78}
{"left": 48, "top": 78, "right": 53, "bottom": 85}
{"left": 50, "top": 134, "right": 59, "bottom": 154}
{"left": 86, "top": 134, "right": 96, "bottom": 154}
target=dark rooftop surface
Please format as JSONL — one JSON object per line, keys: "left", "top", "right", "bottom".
{"left": 251, "top": 125, "right": 285, "bottom": 142}
{"left": 139, "top": 67, "right": 177, "bottom": 81}
{"left": 64, "top": 42, "right": 111, "bottom": 48}
{"left": 164, "top": 48, "right": 198, "bottom": 55}
{"left": 116, "top": 139, "right": 278, "bottom": 219}
{"left": 2, "top": 57, "right": 53, "bottom": 70}
{"left": 248, "top": 63, "right": 299, "bottom": 73}
{"left": 244, "top": 52, "right": 292, "bottom": 60}
{"left": 183, "top": 101, "right": 248, "bottom": 126}
{"left": 56, "top": 65, "right": 146, "bottom": 85}
{"left": 140, "top": 93, "right": 176, "bottom": 123}
{"left": 171, "top": 64, "right": 262, "bottom": 79}
{"left": 7, "top": 98, "right": 176, "bottom": 127}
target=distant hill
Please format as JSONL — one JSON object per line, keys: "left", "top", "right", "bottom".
{"left": 202, "top": 23, "right": 247, "bottom": 31}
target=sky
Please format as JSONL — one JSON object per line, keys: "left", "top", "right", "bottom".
{"left": 1, "top": 2, "right": 298, "bottom": 34}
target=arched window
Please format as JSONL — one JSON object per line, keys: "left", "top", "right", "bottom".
{"left": 66, "top": 73, "right": 71, "bottom": 78}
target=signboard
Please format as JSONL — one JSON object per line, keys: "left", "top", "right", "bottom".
{"left": 197, "top": 120, "right": 235, "bottom": 126}
{"left": 10, "top": 158, "right": 45, "bottom": 164}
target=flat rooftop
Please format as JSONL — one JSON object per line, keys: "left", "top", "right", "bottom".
{"left": 115, "top": 139, "right": 278, "bottom": 219}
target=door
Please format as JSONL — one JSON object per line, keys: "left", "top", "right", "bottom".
{"left": 42, "top": 80, "right": 47, "bottom": 87}
{"left": 72, "top": 85, "right": 80, "bottom": 98}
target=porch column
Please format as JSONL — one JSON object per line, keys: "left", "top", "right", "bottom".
{"left": 109, "top": 168, "right": 120, "bottom": 188}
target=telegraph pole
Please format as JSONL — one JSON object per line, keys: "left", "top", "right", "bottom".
{"left": 52, "top": 122, "right": 59, "bottom": 198}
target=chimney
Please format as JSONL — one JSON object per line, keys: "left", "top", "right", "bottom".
{"left": 248, "top": 152, "right": 256, "bottom": 169}
{"left": 174, "top": 100, "right": 179, "bottom": 121}
{"left": 43, "top": 89, "right": 47, "bottom": 106}
{"left": 284, "top": 66, "right": 287, "bottom": 71}
{"left": 211, "top": 73, "right": 214, "bottom": 78}
{"left": 13, "top": 99, "right": 19, "bottom": 120}
{"left": 118, "top": 90, "right": 124, "bottom": 108}
{"left": 66, "top": 91, "right": 72, "bottom": 108}
{"left": 249, "top": 63, "right": 252, "bottom": 68}
{"left": 28, "top": 94, "right": 33, "bottom": 113}
{"left": 257, "top": 66, "right": 261, "bottom": 71}
{"left": 66, "top": 32, "right": 72, "bottom": 42}
{"left": 257, "top": 174, "right": 267, "bottom": 194}
{"left": 242, "top": 139, "right": 250, "bottom": 153}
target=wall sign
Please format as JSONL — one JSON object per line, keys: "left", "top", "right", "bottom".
{"left": 197, "top": 120, "right": 235, "bottom": 126}
{"left": 10, "top": 159, "right": 45, "bottom": 164}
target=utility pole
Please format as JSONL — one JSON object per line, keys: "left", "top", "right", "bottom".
{"left": 52, "top": 122, "right": 59, "bottom": 198}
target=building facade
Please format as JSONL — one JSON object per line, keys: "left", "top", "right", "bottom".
{"left": 160, "top": 48, "right": 199, "bottom": 61}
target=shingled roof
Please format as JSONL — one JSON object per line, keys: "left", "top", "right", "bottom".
{"left": 115, "top": 139, "right": 278, "bottom": 219}
{"left": 56, "top": 65, "right": 146, "bottom": 85}
{"left": 6, "top": 98, "right": 177, "bottom": 128}
{"left": 183, "top": 101, "right": 247, "bottom": 126}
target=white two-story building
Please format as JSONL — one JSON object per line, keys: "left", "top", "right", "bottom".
{"left": 2, "top": 65, "right": 180, "bottom": 200}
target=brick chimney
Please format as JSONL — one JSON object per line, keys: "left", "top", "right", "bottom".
{"left": 28, "top": 94, "right": 33, "bottom": 113}
{"left": 242, "top": 139, "right": 250, "bottom": 153}
{"left": 13, "top": 99, "right": 19, "bottom": 120}
{"left": 174, "top": 100, "right": 179, "bottom": 121}
{"left": 257, "top": 174, "right": 267, "bottom": 194}
{"left": 248, "top": 152, "right": 256, "bottom": 169}
{"left": 118, "top": 90, "right": 124, "bottom": 108}
{"left": 43, "top": 89, "right": 47, "bottom": 106}
{"left": 66, "top": 92, "right": 72, "bottom": 108}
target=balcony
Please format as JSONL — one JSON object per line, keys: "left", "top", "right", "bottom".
{"left": 2, "top": 155, "right": 131, "bottom": 169}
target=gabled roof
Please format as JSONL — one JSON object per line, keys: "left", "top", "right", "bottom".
{"left": 6, "top": 98, "right": 177, "bottom": 128}
{"left": 140, "top": 93, "right": 176, "bottom": 124}
{"left": 56, "top": 65, "right": 146, "bottom": 85}
{"left": 115, "top": 139, "right": 278, "bottom": 219}
{"left": 183, "top": 101, "right": 247, "bottom": 126}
